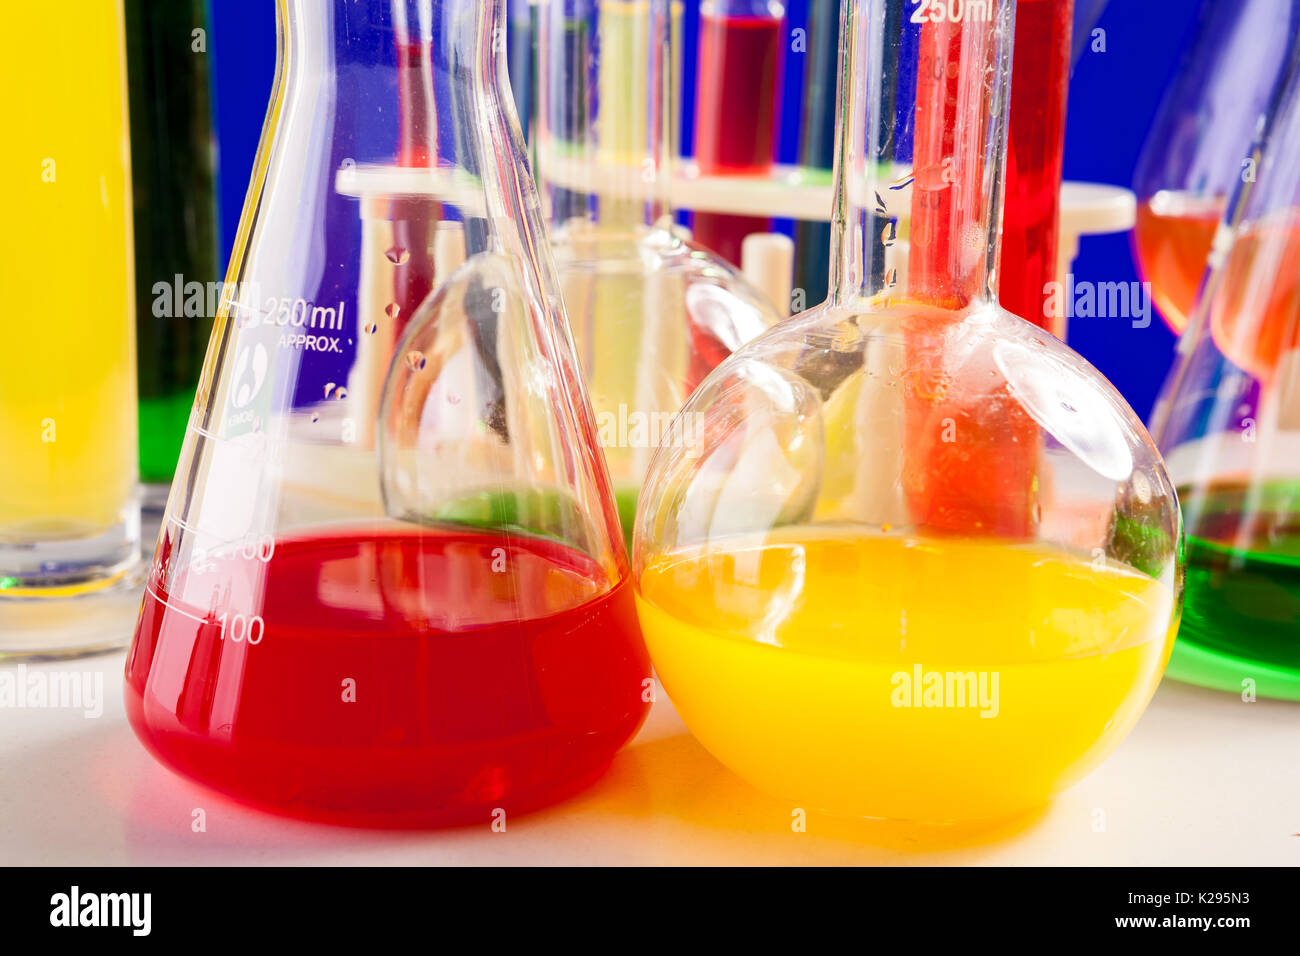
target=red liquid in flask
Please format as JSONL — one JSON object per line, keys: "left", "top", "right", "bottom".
{"left": 903, "top": 13, "right": 1039, "bottom": 540}
{"left": 125, "top": 527, "right": 651, "bottom": 827}
{"left": 692, "top": 9, "right": 784, "bottom": 266}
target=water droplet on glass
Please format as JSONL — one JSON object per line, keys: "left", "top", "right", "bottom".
{"left": 446, "top": 392, "right": 461, "bottom": 405}
{"left": 335, "top": 386, "right": 348, "bottom": 400}
{"left": 364, "top": 322, "right": 378, "bottom": 335}
{"left": 406, "top": 350, "right": 427, "bottom": 372}
{"left": 386, "top": 246, "right": 409, "bottom": 265}
{"left": 385, "top": 302, "right": 400, "bottom": 319}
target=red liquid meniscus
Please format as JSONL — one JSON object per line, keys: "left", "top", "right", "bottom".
{"left": 125, "top": 527, "right": 651, "bottom": 826}
{"left": 692, "top": 9, "right": 784, "bottom": 266}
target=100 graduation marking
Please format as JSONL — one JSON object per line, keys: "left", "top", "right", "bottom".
{"left": 218, "top": 612, "right": 265, "bottom": 645}
{"left": 911, "top": 0, "right": 992, "bottom": 24}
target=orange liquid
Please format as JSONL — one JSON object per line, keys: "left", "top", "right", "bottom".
{"left": 1210, "top": 212, "right": 1300, "bottom": 383}
{"left": 1132, "top": 191, "right": 1223, "bottom": 333}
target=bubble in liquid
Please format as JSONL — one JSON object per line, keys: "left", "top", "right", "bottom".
{"left": 386, "top": 246, "right": 410, "bottom": 265}
{"left": 406, "top": 350, "right": 427, "bottom": 372}
{"left": 385, "top": 302, "right": 401, "bottom": 319}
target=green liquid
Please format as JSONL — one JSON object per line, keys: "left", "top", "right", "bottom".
{"left": 126, "top": 0, "right": 219, "bottom": 484}
{"left": 1166, "top": 481, "right": 1300, "bottom": 699}
{"left": 615, "top": 484, "right": 638, "bottom": 551}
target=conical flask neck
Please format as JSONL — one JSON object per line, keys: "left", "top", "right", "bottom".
{"left": 827, "top": 0, "right": 1014, "bottom": 311}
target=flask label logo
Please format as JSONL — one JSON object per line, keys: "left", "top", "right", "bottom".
{"left": 231, "top": 343, "right": 269, "bottom": 409}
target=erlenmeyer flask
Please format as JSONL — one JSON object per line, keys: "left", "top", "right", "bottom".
{"left": 1132, "top": 0, "right": 1295, "bottom": 334}
{"left": 125, "top": 0, "right": 651, "bottom": 826}
{"left": 634, "top": 0, "right": 1182, "bottom": 826}
{"left": 533, "top": 0, "right": 782, "bottom": 544}
{"left": 1151, "top": 29, "right": 1300, "bottom": 700}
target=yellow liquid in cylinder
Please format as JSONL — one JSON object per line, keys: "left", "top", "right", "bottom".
{"left": 637, "top": 531, "right": 1176, "bottom": 824}
{"left": 0, "top": 2, "right": 136, "bottom": 537}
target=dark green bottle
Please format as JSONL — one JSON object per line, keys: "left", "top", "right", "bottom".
{"left": 125, "top": 0, "right": 219, "bottom": 494}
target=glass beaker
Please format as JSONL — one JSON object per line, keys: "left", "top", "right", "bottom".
{"left": 126, "top": 0, "right": 220, "bottom": 500}
{"left": 634, "top": 0, "right": 1182, "bottom": 826}
{"left": 1150, "top": 31, "right": 1300, "bottom": 700}
{"left": 1, "top": 0, "right": 142, "bottom": 657}
{"left": 1132, "top": 0, "right": 1295, "bottom": 334}
{"left": 125, "top": 0, "right": 651, "bottom": 827}
{"left": 690, "top": 0, "right": 787, "bottom": 266}
{"left": 533, "top": 0, "right": 782, "bottom": 545}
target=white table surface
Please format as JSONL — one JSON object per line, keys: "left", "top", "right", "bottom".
{"left": 3, "top": 648, "right": 1298, "bottom": 866}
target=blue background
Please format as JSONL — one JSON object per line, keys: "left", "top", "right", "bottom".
{"left": 209, "top": 0, "right": 1202, "bottom": 421}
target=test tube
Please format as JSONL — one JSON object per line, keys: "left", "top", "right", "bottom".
{"left": 791, "top": 0, "right": 839, "bottom": 308}
{"left": 1000, "top": 0, "right": 1072, "bottom": 336}
{"left": 691, "top": 0, "right": 786, "bottom": 266}
{"left": 125, "top": 0, "right": 219, "bottom": 501}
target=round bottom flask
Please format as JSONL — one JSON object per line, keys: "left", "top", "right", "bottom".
{"left": 633, "top": 0, "right": 1183, "bottom": 825}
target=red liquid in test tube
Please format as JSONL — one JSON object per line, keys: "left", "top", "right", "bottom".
{"left": 1000, "top": 0, "right": 1072, "bottom": 336}
{"left": 904, "top": 8, "right": 1039, "bottom": 540}
{"left": 691, "top": 1, "right": 785, "bottom": 267}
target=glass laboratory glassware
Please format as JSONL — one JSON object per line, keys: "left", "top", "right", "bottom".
{"left": 1000, "top": 0, "right": 1071, "bottom": 336}
{"left": 792, "top": 0, "right": 840, "bottom": 304}
{"left": 0, "top": 0, "right": 142, "bottom": 657}
{"left": 506, "top": 0, "right": 535, "bottom": 149}
{"left": 534, "top": 0, "right": 782, "bottom": 546}
{"left": 1132, "top": 0, "right": 1294, "bottom": 334}
{"left": 691, "top": 0, "right": 787, "bottom": 266}
{"left": 1150, "top": 33, "right": 1300, "bottom": 700}
{"left": 634, "top": 0, "right": 1182, "bottom": 826}
{"left": 1070, "top": 0, "right": 1107, "bottom": 67}
{"left": 124, "top": 0, "right": 651, "bottom": 827}
{"left": 126, "top": 0, "right": 220, "bottom": 500}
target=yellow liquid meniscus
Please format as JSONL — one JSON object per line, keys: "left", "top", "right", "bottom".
{"left": 637, "top": 531, "right": 1177, "bottom": 824}
{"left": 0, "top": 1, "right": 136, "bottom": 538}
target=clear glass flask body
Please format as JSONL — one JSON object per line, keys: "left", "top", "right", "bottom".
{"left": 1151, "top": 30, "right": 1300, "bottom": 700}
{"left": 125, "top": 0, "right": 651, "bottom": 826}
{"left": 534, "top": 0, "right": 782, "bottom": 545}
{"left": 1132, "top": 0, "right": 1296, "bottom": 334}
{"left": 633, "top": 0, "right": 1182, "bottom": 826}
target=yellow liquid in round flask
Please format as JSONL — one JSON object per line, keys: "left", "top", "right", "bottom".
{"left": 633, "top": 0, "right": 1183, "bottom": 827}
{"left": 638, "top": 532, "right": 1176, "bottom": 823}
